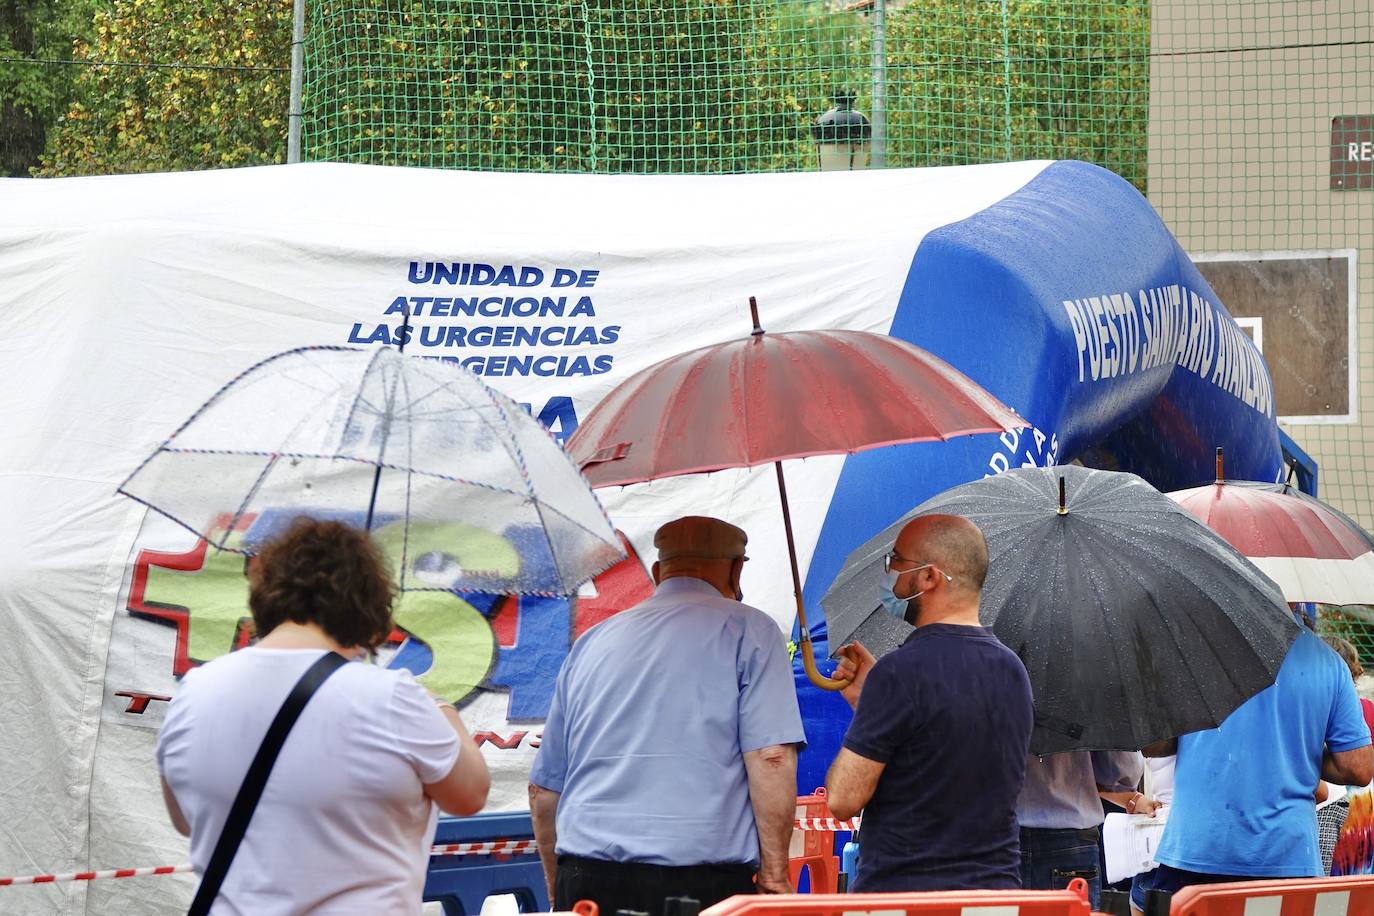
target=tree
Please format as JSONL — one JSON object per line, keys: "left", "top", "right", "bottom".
{"left": 38, "top": 0, "right": 289, "bottom": 176}
{"left": 300, "top": 0, "right": 862, "bottom": 173}
{"left": 0, "top": 0, "right": 99, "bottom": 176}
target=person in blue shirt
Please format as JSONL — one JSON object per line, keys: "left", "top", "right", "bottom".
{"left": 1137, "top": 623, "right": 1374, "bottom": 910}
{"left": 826, "top": 514, "right": 1034, "bottom": 891}
{"left": 528, "top": 516, "right": 806, "bottom": 914}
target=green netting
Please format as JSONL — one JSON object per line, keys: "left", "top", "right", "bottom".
{"left": 299, "top": 0, "right": 1150, "bottom": 185}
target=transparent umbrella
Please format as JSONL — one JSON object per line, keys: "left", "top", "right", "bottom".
{"left": 118, "top": 345, "right": 624, "bottom": 596}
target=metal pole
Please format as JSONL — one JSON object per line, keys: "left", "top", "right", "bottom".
{"left": 287, "top": 0, "right": 306, "bottom": 163}
{"left": 869, "top": 0, "right": 886, "bottom": 168}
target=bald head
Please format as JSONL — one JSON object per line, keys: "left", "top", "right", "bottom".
{"left": 894, "top": 514, "right": 989, "bottom": 593}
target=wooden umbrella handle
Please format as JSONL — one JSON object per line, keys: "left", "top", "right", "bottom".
{"left": 799, "top": 631, "right": 852, "bottom": 692}
{"left": 775, "top": 461, "right": 851, "bottom": 692}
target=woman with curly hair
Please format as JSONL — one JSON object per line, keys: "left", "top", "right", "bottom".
{"left": 157, "top": 517, "right": 489, "bottom": 914}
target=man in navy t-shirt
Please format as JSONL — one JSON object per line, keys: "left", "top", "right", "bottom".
{"left": 826, "top": 514, "right": 1034, "bottom": 892}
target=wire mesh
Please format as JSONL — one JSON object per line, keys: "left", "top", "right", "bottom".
{"left": 298, "top": 0, "right": 1151, "bottom": 184}
{"left": 1147, "top": 2, "right": 1374, "bottom": 662}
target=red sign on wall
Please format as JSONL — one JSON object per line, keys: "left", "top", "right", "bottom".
{"left": 1331, "top": 116, "right": 1374, "bottom": 190}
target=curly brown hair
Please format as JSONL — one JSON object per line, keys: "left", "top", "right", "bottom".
{"left": 248, "top": 518, "right": 395, "bottom": 649}
{"left": 1323, "top": 634, "right": 1366, "bottom": 680}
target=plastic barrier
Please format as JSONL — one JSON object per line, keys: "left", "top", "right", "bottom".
{"left": 1169, "top": 875, "right": 1374, "bottom": 916}
{"left": 789, "top": 790, "right": 841, "bottom": 894}
{"left": 701, "top": 878, "right": 1094, "bottom": 916}
{"left": 424, "top": 812, "right": 549, "bottom": 914}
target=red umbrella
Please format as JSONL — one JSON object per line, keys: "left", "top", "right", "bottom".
{"left": 1170, "top": 448, "right": 1374, "bottom": 605}
{"left": 568, "top": 297, "right": 1027, "bottom": 689}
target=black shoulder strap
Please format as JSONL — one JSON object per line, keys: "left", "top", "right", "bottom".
{"left": 188, "top": 651, "right": 349, "bottom": 916}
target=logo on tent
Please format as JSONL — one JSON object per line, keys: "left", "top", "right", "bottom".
{"left": 125, "top": 511, "right": 652, "bottom": 719}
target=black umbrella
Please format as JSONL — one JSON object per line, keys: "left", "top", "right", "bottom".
{"left": 820, "top": 465, "right": 1299, "bottom": 754}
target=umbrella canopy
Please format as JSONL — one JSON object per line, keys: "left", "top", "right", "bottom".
{"left": 821, "top": 465, "right": 1299, "bottom": 753}
{"left": 1170, "top": 471, "right": 1374, "bottom": 606}
{"left": 569, "top": 326, "right": 1025, "bottom": 487}
{"left": 566, "top": 300, "right": 1027, "bottom": 690}
{"left": 118, "top": 345, "right": 624, "bottom": 596}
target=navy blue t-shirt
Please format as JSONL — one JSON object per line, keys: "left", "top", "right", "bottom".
{"left": 842, "top": 623, "right": 1033, "bottom": 892}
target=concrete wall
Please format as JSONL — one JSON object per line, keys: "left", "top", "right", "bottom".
{"left": 1148, "top": 0, "right": 1374, "bottom": 522}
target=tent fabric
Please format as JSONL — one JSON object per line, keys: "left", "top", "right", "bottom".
{"left": 0, "top": 161, "right": 1279, "bottom": 914}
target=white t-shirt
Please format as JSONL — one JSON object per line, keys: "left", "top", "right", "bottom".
{"left": 1145, "top": 755, "right": 1175, "bottom": 809}
{"left": 157, "top": 648, "right": 460, "bottom": 915}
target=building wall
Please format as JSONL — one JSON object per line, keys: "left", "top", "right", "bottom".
{"left": 1148, "top": 0, "right": 1374, "bottom": 523}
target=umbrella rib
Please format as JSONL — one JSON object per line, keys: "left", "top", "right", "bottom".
{"left": 115, "top": 346, "right": 361, "bottom": 494}
{"left": 396, "top": 363, "right": 418, "bottom": 590}
{"left": 485, "top": 390, "right": 561, "bottom": 590}
{"left": 339, "top": 347, "right": 397, "bottom": 442}
{"left": 525, "top": 495, "right": 624, "bottom": 591}
{"left": 155, "top": 448, "right": 535, "bottom": 497}
{"left": 219, "top": 453, "right": 281, "bottom": 551}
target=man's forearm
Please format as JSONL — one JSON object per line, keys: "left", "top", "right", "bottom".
{"left": 528, "top": 783, "right": 561, "bottom": 904}
{"left": 743, "top": 743, "right": 798, "bottom": 893}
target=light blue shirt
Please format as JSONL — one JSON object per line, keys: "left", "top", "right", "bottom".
{"left": 1157, "top": 629, "right": 1370, "bottom": 877}
{"left": 1017, "top": 751, "right": 1142, "bottom": 829}
{"left": 529, "top": 576, "right": 806, "bottom": 866}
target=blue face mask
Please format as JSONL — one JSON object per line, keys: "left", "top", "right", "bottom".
{"left": 879, "top": 568, "right": 916, "bottom": 620}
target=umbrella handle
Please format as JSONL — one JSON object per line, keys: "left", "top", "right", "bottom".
{"left": 773, "top": 460, "right": 853, "bottom": 692}
{"left": 798, "top": 636, "right": 853, "bottom": 691}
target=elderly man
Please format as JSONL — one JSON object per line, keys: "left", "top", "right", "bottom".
{"left": 827, "top": 514, "right": 1034, "bottom": 891}
{"left": 1136, "top": 622, "right": 1373, "bottom": 908}
{"left": 528, "top": 516, "right": 804, "bottom": 913}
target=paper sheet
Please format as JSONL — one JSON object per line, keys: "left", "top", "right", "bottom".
{"left": 1103, "top": 811, "right": 1168, "bottom": 884}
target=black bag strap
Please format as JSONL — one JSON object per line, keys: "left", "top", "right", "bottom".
{"left": 188, "top": 651, "right": 348, "bottom": 916}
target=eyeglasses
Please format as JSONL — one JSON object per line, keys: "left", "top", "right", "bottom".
{"left": 883, "top": 552, "right": 954, "bottom": 582}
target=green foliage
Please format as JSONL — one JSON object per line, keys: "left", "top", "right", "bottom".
{"left": 20, "top": 0, "right": 1149, "bottom": 184}
{"left": 0, "top": 0, "right": 101, "bottom": 176}
{"left": 37, "top": 0, "right": 290, "bottom": 176}
{"left": 303, "top": 0, "right": 862, "bottom": 173}
{"left": 302, "top": 0, "right": 1148, "bottom": 186}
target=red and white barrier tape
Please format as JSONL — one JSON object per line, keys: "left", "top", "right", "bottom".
{"left": 2, "top": 820, "right": 858, "bottom": 887}
{"left": 0, "top": 865, "right": 191, "bottom": 887}
{"left": 431, "top": 840, "right": 539, "bottom": 856}
{"left": 795, "top": 817, "right": 860, "bottom": 831}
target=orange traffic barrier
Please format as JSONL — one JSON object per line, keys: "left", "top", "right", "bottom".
{"left": 789, "top": 790, "right": 840, "bottom": 893}
{"left": 701, "top": 878, "right": 1095, "bottom": 916}
{"left": 1169, "top": 875, "right": 1374, "bottom": 915}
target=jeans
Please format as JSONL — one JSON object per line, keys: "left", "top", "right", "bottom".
{"left": 554, "top": 854, "right": 755, "bottom": 916}
{"left": 1019, "top": 827, "right": 1102, "bottom": 910}
{"left": 1129, "top": 864, "right": 1262, "bottom": 912}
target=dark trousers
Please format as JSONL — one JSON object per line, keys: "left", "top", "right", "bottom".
{"left": 554, "top": 854, "right": 755, "bottom": 916}
{"left": 1019, "top": 827, "right": 1102, "bottom": 910}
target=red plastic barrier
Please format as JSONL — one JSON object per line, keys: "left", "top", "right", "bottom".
{"left": 790, "top": 790, "right": 840, "bottom": 894}
{"left": 1169, "top": 875, "right": 1374, "bottom": 915}
{"left": 701, "top": 878, "right": 1094, "bottom": 916}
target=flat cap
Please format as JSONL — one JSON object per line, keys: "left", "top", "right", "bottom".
{"left": 654, "top": 516, "right": 747, "bottom": 561}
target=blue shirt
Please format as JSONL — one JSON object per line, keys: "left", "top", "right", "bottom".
{"left": 528, "top": 576, "right": 805, "bottom": 866}
{"left": 1017, "top": 751, "right": 1142, "bottom": 829}
{"left": 842, "top": 623, "right": 1034, "bottom": 891}
{"left": 1157, "top": 629, "right": 1370, "bottom": 877}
